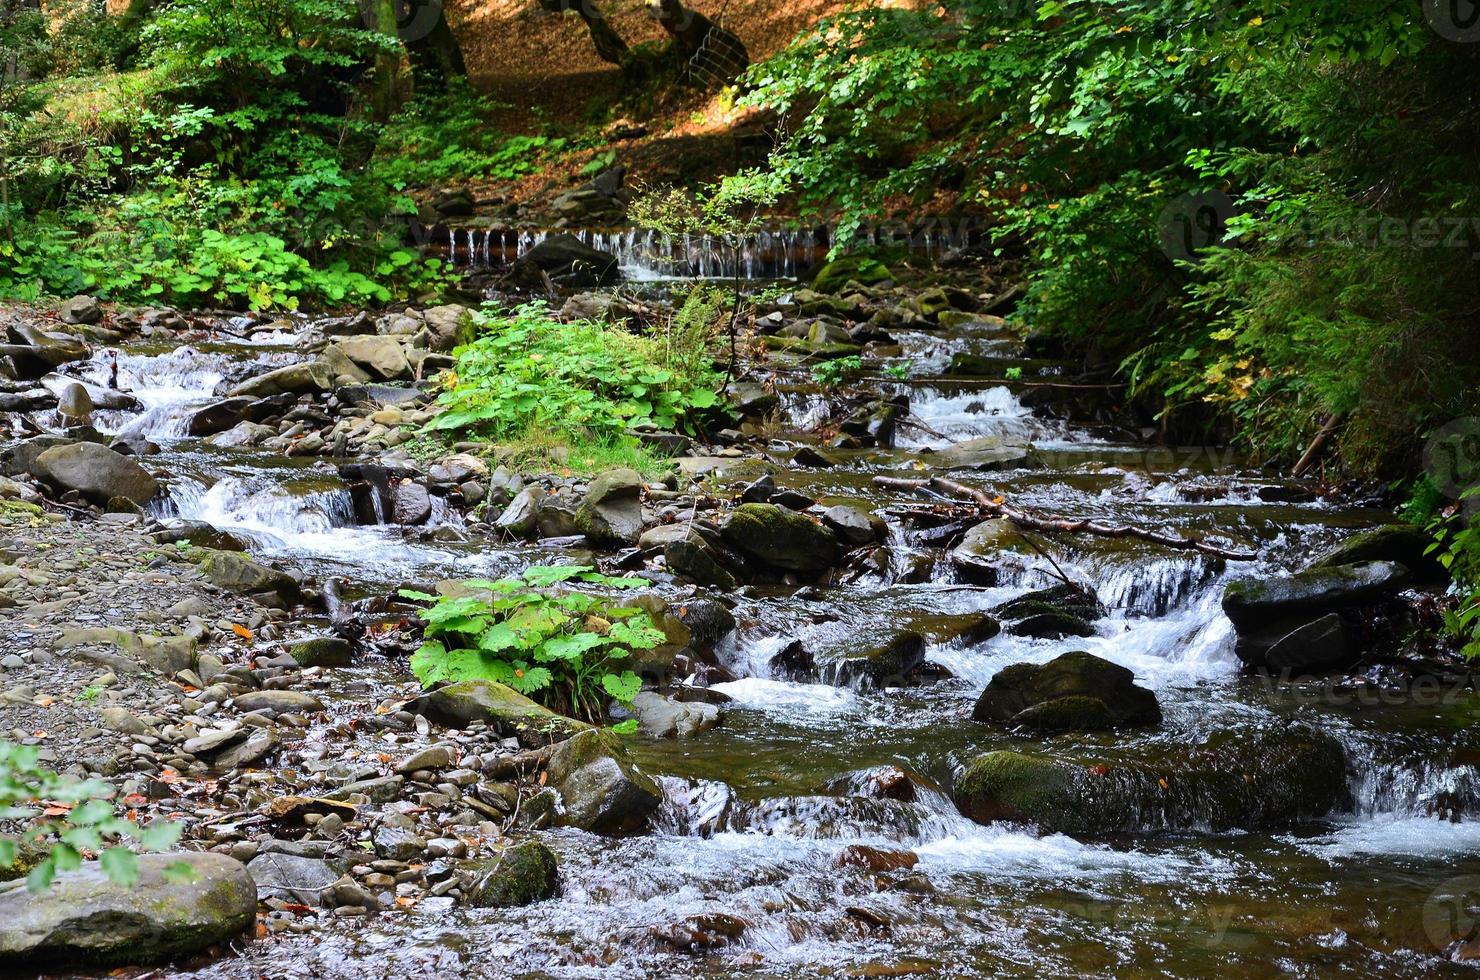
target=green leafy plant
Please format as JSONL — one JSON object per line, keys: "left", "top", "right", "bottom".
{"left": 399, "top": 566, "right": 664, "bottom": 723}
{"left": 1003, "top": 366, "right": 1024, "bottom": 381}
{"left": 882, "top": 362, "right": 912, "bottom": 381}
{"left": 0, "top": 742, "right": 187, "bottom": 892}
{"left": 426, "top": 302, "right": 721, "bottom": 472}
{"left": 812, "top": 355, "right": 864, "bottom": 388}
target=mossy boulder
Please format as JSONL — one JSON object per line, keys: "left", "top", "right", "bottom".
{"left": 812, "top": 255, "right": 893, "bottom": 294}
{"left": 1307, "top": 524, "right": 1447, "bottom": 584}
{"left": 954, "top": 725, "right": 1349, "bottom": 834}
{"left": 194, "top": 549, "right": 300, "bottom": 605}
{"left": 286, "top": 635, "right": 353, "bottom": 667}
{"left": 0, "top": 852, "right": 255, "bottom": 967}
{"left": 405, "top": 680, "right": 590, "bottom": 749}
{"left": 1221, "top": 561, "right": 1410, "bottom": 630}
{"left": 816, "top": 629, "right": 926, "bottom": 687}
{"left": 544, "top": 729, "right": 663, "bottom": 835}
{"left": 973, "top": 651, "right": 1161, "bottom": 731}
{"left": 720, "top": 503, "right": 838, "bottom": 576}
{"left": 574, "top": 468, "right": 644, "bottom": 547}
{"left": 467, "top": 840, "right": 560, "bottom": 907}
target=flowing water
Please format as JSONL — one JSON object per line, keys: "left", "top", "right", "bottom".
{"left": 57, "top": 316, "right": 1480, "bottom": 977}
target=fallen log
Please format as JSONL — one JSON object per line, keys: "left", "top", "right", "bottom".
{"left": 873, "top": 475, "right": 1258, "bottom": 561}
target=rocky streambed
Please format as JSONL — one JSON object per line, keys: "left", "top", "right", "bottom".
{"left": 2, "top": 269, "right": 1480, "bottom": 978}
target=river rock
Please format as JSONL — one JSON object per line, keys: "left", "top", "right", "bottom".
{"left": 720, "top": 503, "right": 837, "bottom": 576}
{"left": 372, "top": 825, "right": 426, "bottom": 862}
{"left": 544, "top": 729, "right": 663, "bottom": 835}
{"left": 334, "top": 335, "right": 412, "bottom": 381}
{"left": 420, "top": 304, "right": 475, "bottom": 352}
{"left": 185, "top": 397, "right": 255, "bottom": 437}
{"left": 972, "top": 651, "right": 1161, "bottom": 731}
{"left": 629, "top": 691, "right": 721, "bottom": 737}
{"left": 246, "top": 850, "right": 340, "bottom": 905}
{"left": 575, "top": 468, "right": 644, "bottom": 546}
{"left": 812, "top": 255, "right": 893, "bottom": 294}
{"left": 950, "top": 518, "right": 1045, "bottom": 586}
{"left": 227, "top": 361, "right": 324, "bottom": 398}
{"left": 954, "top": 725, "right": 1349, "bottom": 834}
{"left": 1223, "top": 561, "right": 1410, "bottom": 629}
{"left": 816, "top": 629, "right": 926, "bottom": 687}
{"left": 927, "top": 437, "right": 1035, "bottom": 471}
{"left": 664, "top": 535, "right": 740, "bottom": 590}
{"left": 231, "top": 690, "right": 323, "bottom": 716}
{"left": 205, "top": 421, "right": 276, "bottom": 449}
{"left": 286, "top": 635, "right": 353, "bottom": 667}
{"left": 405, "top": 679, "right": 590, "bottom": 748}
{"left": 55, "top": 382, "right": 92, "bottom": 426}
{"left": 213, "top": 728, "right": 278, "bottom": 769}
{"left": 1260, "top": 612, "right": 1360, "bottom": 675}
{"left": 0, "top": 852, "right": 254, "bottom": 966}
{"left": 29, "top": 442, "right": 157, "bottom": 505}
{"left": 509, "top": 233, "right": 619, "bottom": 288}
{"left": 1307, "top": 524, "right": 1448, "bottom": 584}
{"left": 2, "top": 323, "right": 88, "bottom": 377}
{"left": 821, "top": 503, "right": 885, "bottom": 547}
{"left": 495, "top": 486, "right": 544, "bottom": 537}
{"left": 196, "top": 549, "right": 300, "bottom": 604}
{"left": 393, "top": 481, "right": 432, "bottom": 525}
{"left": 57, "top": 294, "right": 102, "bottom": 324}
{"left": 467, "top": 841, "right": 560, "bottom": 907}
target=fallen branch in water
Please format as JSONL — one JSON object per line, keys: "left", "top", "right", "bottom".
{"left": 873, "top": 475, "right": 1258, "bottom": 561}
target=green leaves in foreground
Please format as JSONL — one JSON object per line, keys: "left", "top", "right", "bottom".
{"left": 0, "top": 741, "right": 190, "bottom": 892}
{"left": 401, "top": 566, "right": 664, "bottom": 723}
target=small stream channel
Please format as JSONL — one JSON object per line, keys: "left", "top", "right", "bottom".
{"left": 57, "top": 308, "right": 1480, "bottom": 977}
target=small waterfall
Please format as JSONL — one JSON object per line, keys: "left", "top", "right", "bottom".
{"left": 76, "top": 347, "right": 234, "bottom": 440}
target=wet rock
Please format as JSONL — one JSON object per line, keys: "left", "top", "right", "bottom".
{"left": 1261, "top": 613, "right": 1359, "bottom": 675}
{"left": 2, "top": 323, "right": 88, "bottom": 377}
{"left": 396, "top": 744, "right": 454, "bottom": 773}
{"left": 629, "top": 691, "right": 721, "bottom": 738}
{"left": 405, "top": 680, "right": 590, "bottom": 748}
{"left": 286, "top": 635, "right": 353, "bottom": 667}
{"left": 29, "top": 442, "right": 157, "bottom": 505}
{"left": 466, "top": 841, "right": 559, "bottom": 908}
{"left": 325, "top": 775, "right": 404, "bottom": 804}
{"left": 954, "top": 725, "right": 1349, "bottom": 834}
{"left": 535, "top": 493, "right": 581, "bottom": 537}
{"left": 1308, "top": 524, "right": 1448, "bottom": 584}
{"left": 231, "top": 690, "right": 323, "bottom": 716}
{"left": 372, "top": 825, "right": 426, "bottom": 862}
{"left": 495, "top": 486, "right": 544, "bottom": 537}
{"left": 664, "top": 536, "right": 739, "bottom": 590}
{"left": 817, "top": 629, "right": 926, "bottom": 687}
{"left": 205, "top": 420, "right": 276, "bottom": 449}
{"left": 575, "top": 468, "right": 644, "bottom": 546}
{"left": 792, "top": 445, "right": 843, "bottom": 468}
{"left": 972, "top": 651, "right": 1161, "bottom": 731}
{"left": 1223, "top": 561, "right": 1410, "bottom": 629}
{"left": 544, "top": 729, "right": 662, "bottom": 835}
{"left": 812, "top": 255, "right": 893, "bottom": 294}
{"left": 509, "top": 233, "right": 619, "bottom": 288}
{"left": 0, "top": 852, "right": 253, "bottom": 967}
{"left": 720, "top": 503, "right": 837, "bottom": 576}
{"left": 1007, "top": 611, "right": 1097, "bottom": 640}
{"left": 821, "top": 503, "right": 885, "bottom": 548}
{"left": 227, "top": 362, "right": 324, "bottom": 398}
{"left": 246, "top": 850, "right": 340, "bottom": 905}
{"left": 652, "top": 912, "right": 749, "bottom": 951}
{"left": 392, "top": 481, "right": 432, "bottom": 525}
{"left": 196, "top": 550, "right": 300, "bottom": 604}
{"left": 214, "top": 728, "right": 278, "bottom": 769}
{"left": 926, "top": 436, "right": 1035, "bottom": 472}
{"left": 840, "top": 400, "right": 904, "bottom": 447}
{"left": 835, "top": 844, "right": 919, "bottom": 873}
{"left": 185, "top": 397, "right": 255, "bottom": 437}
{"left": 726, "top": 383, "right": 779, "bottom": 419}
{"left": 949, "top": 518, "right": 1049, "bottom": 586}
{"left": 55, "top": 382, "right": 91, "bottom": 426}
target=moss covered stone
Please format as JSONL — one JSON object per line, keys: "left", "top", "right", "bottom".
{"left": 973, "top": 651, "right": 1160, "bottom": 730}
{"left": 468, "top": 840, "right": 560, "bottom": 907}
{"left": 954, "top": 725, "right": 1350, "bottom": 834}
{"left": 544, "top": 729, "right": 663, "bottom": 835}
{"left": 811, "top": 255, "right": 893, "bottom": 294}
{"left": 720, "top": 503, "right": 838, "bottom": 576}
{"left": 406, "top": 680, "right": 590, "bottom": 749}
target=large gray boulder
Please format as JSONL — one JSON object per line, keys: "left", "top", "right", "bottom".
{"left": 333, "top": 336, "right": 412, "bottom": 381}
{"left": 30, "top": 442, "right": 157, "bottom": 505}
{"left": 57, "top": 294, "right": 103, "bottom": 325}
{"left": 575, "top": 468, "right": 644, "bottom": 546}
{"left": 420, "top": 304, "right": 475, "bottom": 352}
{"left": 0, "top": 852, "right": 254, "bottom": 967}
{"left": 544, "top": 729, "right": 663, "bottom": 835}
{"left": 466, "top": 841, "right": 559, "bottom": 908}
{"left": 194, "top": 549, "right": 300, "bottom": 605}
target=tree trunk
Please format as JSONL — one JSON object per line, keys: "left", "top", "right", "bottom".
{"left": 404, "top": 0, "right": 467, "bottom": 86}
{"left": 647, "top": 0, "right": 747, "bottom": 82}
{"left": 539, "top": 0, "right": 629, "bottom": 66}
{"left": 362, "top": 0, "right": 410, "bottom": 120}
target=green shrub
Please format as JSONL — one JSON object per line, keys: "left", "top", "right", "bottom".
{"left": 426, "top": 302, "right": 721, "bottom": 472}
{"left": 400, "top": 566, "right": 661, "bottom": 725}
